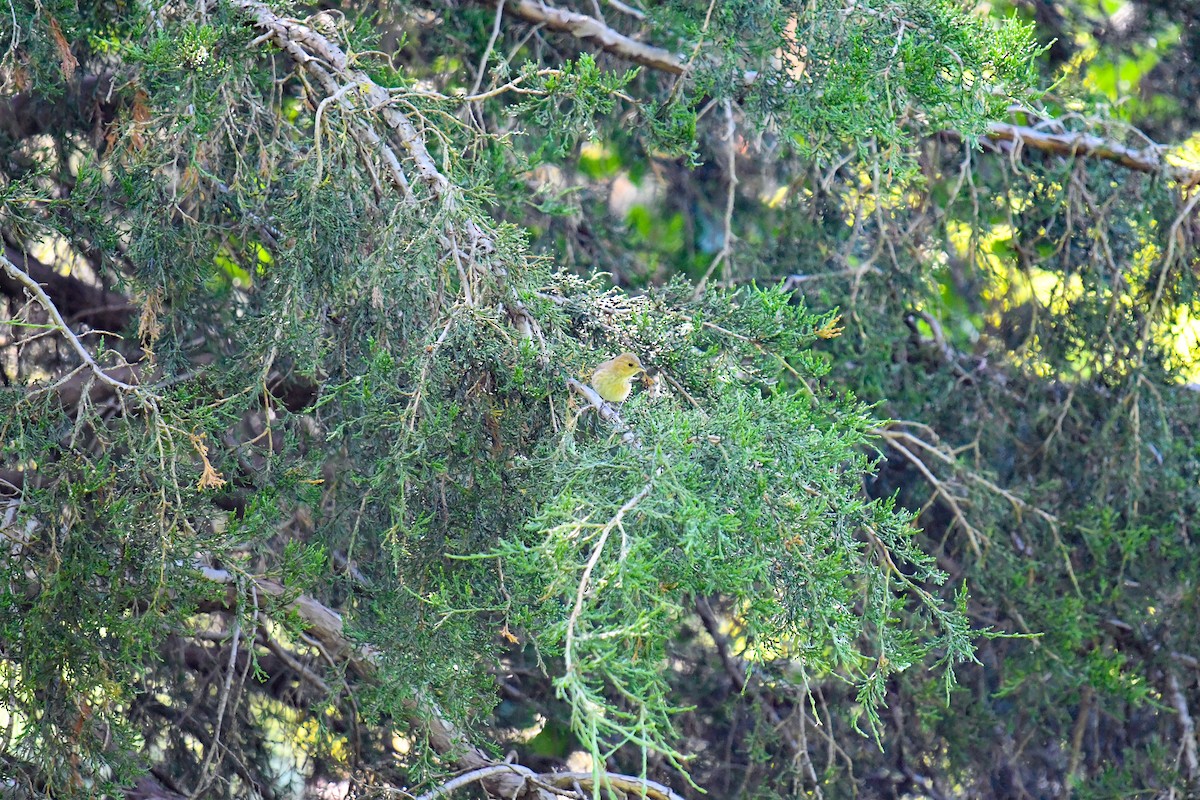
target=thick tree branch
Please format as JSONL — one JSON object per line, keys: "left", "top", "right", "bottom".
{"left": 501, "top": 0, "right": 685, "bottom": 74}
{"left": 411, "top": 763, "right": 687, "bottom": 800}
{"left": 232, "top": 0, "right": 524, "bottom": 320}
{"left": 541, "top": 771, "right": 686, "bottom": 800}
{"left": 199, "top": 567, "right": 374, "bottom": 676}
{"left": 230, "top": 0, "right": 442, "bottom": 198}
{"left": 983, "top": 122, "right": 1200, "bottom": 185}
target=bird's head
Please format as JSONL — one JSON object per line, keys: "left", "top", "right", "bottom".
{"left": 610, "top": 353, "right": 645, "bottom": 376}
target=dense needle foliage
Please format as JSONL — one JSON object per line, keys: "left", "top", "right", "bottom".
{"left": 1, "top": 1, "right": 1198, "bottom": 799}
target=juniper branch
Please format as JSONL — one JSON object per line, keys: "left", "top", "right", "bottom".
{"left": 498, "top": 0, "right": 685, "bottom": 75}
{"left": 198, "top": 566, "right": 562, "bottom": 800}
{"left": 481, "top": 0, "right": 1200, "bottom": 183}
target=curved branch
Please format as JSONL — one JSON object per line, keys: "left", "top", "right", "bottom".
{"left": 983, "top": 122, "right": 1200, "bottom": 186}
{"left": 412, "top": 764, "right": 539, "bottom": 800}
{"left": 503, "top": 0, "right": 685, "bottom": 74}
{"left": 566, "top": 377, "right": 639, "bottom": 445}
{"left": 1, "top": 251, "right": 141, "bottom": 394}
{"left": 0, "top": 244, "right": 133, "bottom": 332}
{"left": 408, "top": 763, "right": 689, "bottom": 800}
{"left": 539, "top": 771, "right": 687, "bottom": 800}
{"left": 229, "top": 0, "right": 439, "bottom": 198}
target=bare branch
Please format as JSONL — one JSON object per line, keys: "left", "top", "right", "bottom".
{"left": 410, "top": 763, "right": 537, "bottom": 800}
{"left": 500, "top": 0, "right": 685, "bottom": 75}
{"left": 876, "top": 428, "right": 984, "bottom": 559}
{"left": 1167, "top": 671, "right": 1200, "bottom": 783}
{"left": 984, "top": 122, "right": 1200, "bottom": 186}
{"left": 232, "top": 0, "right": 520, "bottom": 312}
{"left": 604, "top": 0, "right": 646, "bottom": 21}
{"left": 402, "top": 763, "right": 688, "bottom": 800}
{"left": 191, "top": 608, "right": 242, "bottom": 796}
{"left": 693, "top": 99, "right": 738, "bottom": 298}
{"left": 471, "top": 0, "right": 508, "bottom": 100}
{"left": 539, "top": 771, "right": 687, "bottom": 800}
{"left": 1, "top": 244, "right": 133, "bottom": 331}
{"left": 567, "top": 376, "right": 640, "bottom": 446}
{"left": 1, "top": 251, "right": 141, "bottom": 395}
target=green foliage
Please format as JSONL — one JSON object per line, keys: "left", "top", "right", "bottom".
{"left": 686, "top": 0, "right": 1043, "bottom": 169}
{"left": 519, "top": 56, "right": 641, "bottom": 158}
{"left": 3, "top": 0, "right": 1198, "bottom": 798}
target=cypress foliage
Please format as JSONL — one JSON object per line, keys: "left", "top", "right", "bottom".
{"left": 1, "top": 1, "right": 1197, "bottom": 799}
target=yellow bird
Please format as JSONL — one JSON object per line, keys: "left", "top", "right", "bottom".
{"left": 590, "top": 352, "right": 646, "bottom": 403}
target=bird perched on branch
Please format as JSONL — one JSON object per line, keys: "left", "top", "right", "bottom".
{"left": 590, "top": 353, "right": 646, "bottom": 403}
